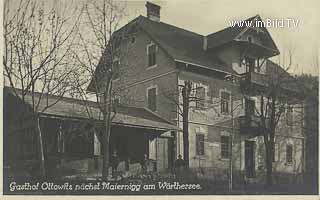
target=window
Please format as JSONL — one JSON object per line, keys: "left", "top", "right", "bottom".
{"left": 286, "top": 105, "right": 294, "bottom": 125}
{"left": 112, "top": 96, "right": 120, "bottom": 106}
{"left": 247, "top": 36, "right": 253, "bottom": 43}
{"left": 221, "top": 91, "right": 230, "bottom": 113}
{"left": 245, "top": 57, "right": 255, "bottom": 73}
{"left": 147, "top": 87, "right": 157, "bottom": 111}
{"left": 245, "top": 98, "right": 255, "bottom": 116}
{"left": 147, "top": 44, "right": 157, "bottom": 67}
{"left": 112, "top": 60, "right": 120, "bottom": 80}
{"left": 131, "top": 36, "right": 136, "bottom": 44}
{"left": 221, "top": 136, "right": 230, "bottom": 159}
{"left": 195, "top": 86, "right": 205, "bottom": 110}
{"left": 286, "top": 144, "right": 293, "bottom": 164}
{"left": 196, "top": 134, "right": 204, "bottom": 156}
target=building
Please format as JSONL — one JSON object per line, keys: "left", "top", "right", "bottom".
{"left": 88, "top": 2, "right": 305, "bottom": 183}
{"left": 3, "top": 86, "right": 178, "bottom": 179}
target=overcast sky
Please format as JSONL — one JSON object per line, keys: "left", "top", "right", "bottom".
{"left": 6, "top": 0, "right": 320, "bottom": 75}
{"left": 124, "top": 0, "right": 320, "bottom": 75}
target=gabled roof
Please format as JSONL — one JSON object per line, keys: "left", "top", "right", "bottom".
{"left": 206, "top": 15, "right": 279, "bottom": 54}
{"left": 4, "top": 87, "right": 179, "bottom": 131}
{"left": 87, "top": 14, "right": 280, "bottom": 92}
{"left": 135, "top": 15, "right": 233, "bottom": 74}
{"left": 206, "top": 16, "right": 257, "bottom": 49}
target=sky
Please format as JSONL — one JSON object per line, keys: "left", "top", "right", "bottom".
{"left": 5, "top": 0, "right": 320, "bottom": 76}
{"left": 123, "top": 0, "right": 320, "bottom": 75}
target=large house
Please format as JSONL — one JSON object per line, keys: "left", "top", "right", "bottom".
{"left": 88, "top": 2, "right": 304, "bottom": 183}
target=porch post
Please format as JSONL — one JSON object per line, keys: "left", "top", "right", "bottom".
{"left": 171, "top": 131, "right": 177, "bottom": 170}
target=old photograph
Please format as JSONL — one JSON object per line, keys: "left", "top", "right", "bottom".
{"left": 2, "top": 0, "right": 319, "bottom": 196}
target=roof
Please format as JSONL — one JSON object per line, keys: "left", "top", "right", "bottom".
{"left": 206, "top": 16, "right": 257, "bottom": 49}
{"left": 88, "top": 14, "right": 280, "bottom": 92}
{"left": 265, "top": 60, "right": 303, "bottom": 95}
{"left": 207, "top": 15, "right": 279, "bottom": 54}
{"left": 4, "top": 87, "right": 179, "bottom": 131}
{"left": 136, "top": 15, "right": 233, "bottom": 74}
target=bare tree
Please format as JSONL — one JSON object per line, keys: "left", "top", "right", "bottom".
{"left": 72, "top": 0, "right": 140, "bottom": 179}
{"left": 252, "top": 55, "right": 303, "bottom": 186}
{"left": 161, "top": 80, "right": 205, "bottom": 168}
{"left": 3, "top": 0, "right": 81, "bottom": 176}
{"left": 161, "top": 78, "right": 240, "bottom": 169}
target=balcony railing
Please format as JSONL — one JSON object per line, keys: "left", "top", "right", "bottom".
{"left": 240, "top": 72, "right": 270, "bottom": 88}
{"left": 239, "top": 115, "right": 263, "bottom": 136}
{"left": 240, "top": 71, "right": 302, "bottom": 98}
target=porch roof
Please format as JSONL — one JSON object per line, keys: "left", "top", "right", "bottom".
{"left": 4, "top": 87, "right": 179, "bottom": 132}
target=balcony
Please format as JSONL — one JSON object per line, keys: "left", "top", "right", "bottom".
{"left": 239, "top": 115, "right": 264, "bottom": 136}
{"left": 240, "top": 70, "right": 302, "bottom": 98}
{"left": 240, "top": 72, "right": 271, "bottom": 95}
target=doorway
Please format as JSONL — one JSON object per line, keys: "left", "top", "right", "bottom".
{"left": 245, "top": 140, "right": 255, "bottom": 178}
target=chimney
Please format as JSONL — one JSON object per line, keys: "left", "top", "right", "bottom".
{"left": 146, "top": 1, "right": 161, "bottom": 22}
{"left": 203, "top": 36, "right": 207, "bottom": 50}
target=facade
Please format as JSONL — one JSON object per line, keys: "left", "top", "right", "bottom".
{"left": 88, "top": 2, "right": 305, "bottom": 183}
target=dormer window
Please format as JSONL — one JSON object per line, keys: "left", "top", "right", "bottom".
{"left": 147, "top": 43, "right": 157, "bottom": 68}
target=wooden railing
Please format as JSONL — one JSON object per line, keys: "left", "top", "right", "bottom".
{"left": 241, "top": 72, "right": 269, "bottom": 87}
{"left": 239, "top": 115, "right": 263, "bottom": 136}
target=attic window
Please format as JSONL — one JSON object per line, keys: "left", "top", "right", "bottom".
{"left": 147, "top": 43, "right": 157, "bottom": 67}
{"left": 247, "top": 36, "right": 253, "bottom": 43}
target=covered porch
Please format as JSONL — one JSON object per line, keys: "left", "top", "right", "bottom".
{"left": 3, "top": 87, "right": 178, "bottom": 180}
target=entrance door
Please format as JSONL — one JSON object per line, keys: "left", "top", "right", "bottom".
{"left": 245, "top": 140, "right": 255, "bottom": 177}
{"left": 157, "top": 138, "right": 168, "bottom": 171}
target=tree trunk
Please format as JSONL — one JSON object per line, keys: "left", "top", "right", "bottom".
{"left": 182, "top": 81, "right": 191, "bottom": 168}
{"left": 102, "top": 111, "right": 112, "bottom": 179}
{"left": 265, "top": 139, "right": 273, "bottom": 187}
{"left": 36, "top": 115, "right": 46, "bottom": 178}
{"left": 182, "top": 108, "right": 189, "bottom": 168}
